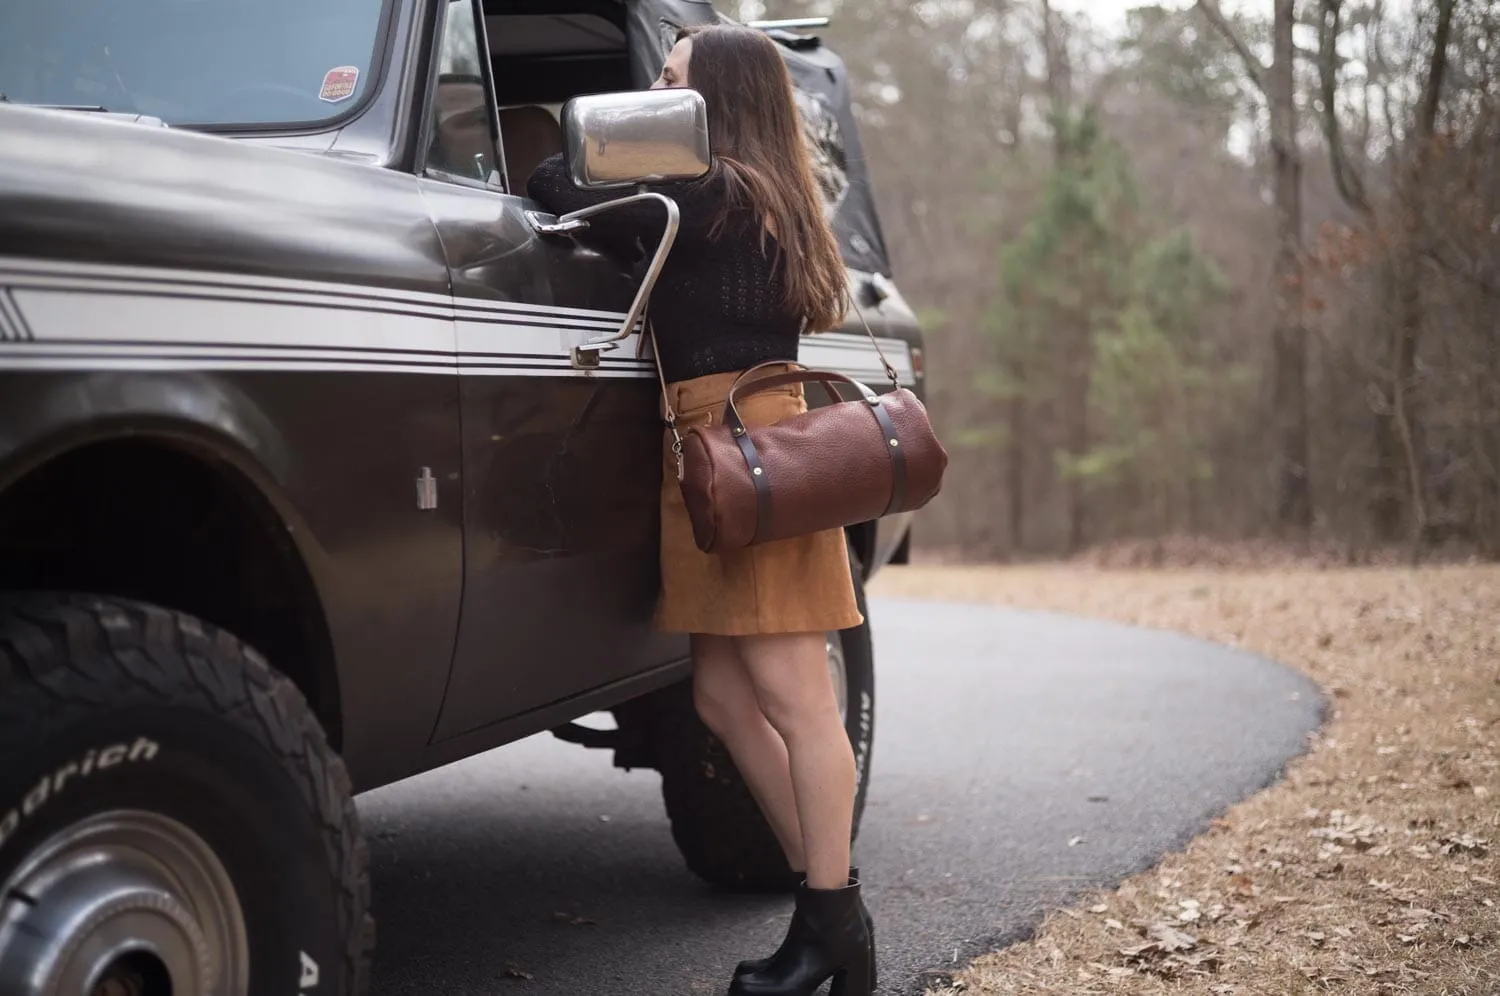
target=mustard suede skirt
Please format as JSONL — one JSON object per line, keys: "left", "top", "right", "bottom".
{"left": 654, "top": 366, "right": 865, "bottom": 636}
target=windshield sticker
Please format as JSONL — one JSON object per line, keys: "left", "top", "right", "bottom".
{"left": 319, "top": 66, "right": 359, "bottom": 104}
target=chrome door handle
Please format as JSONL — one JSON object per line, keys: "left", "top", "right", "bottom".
{"left": 526, "top": 192, "right": 682, "bottom": 369}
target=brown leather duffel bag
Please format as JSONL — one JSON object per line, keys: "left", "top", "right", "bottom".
{"left": 652, "top": 315, "right": 948, "bottom": 554}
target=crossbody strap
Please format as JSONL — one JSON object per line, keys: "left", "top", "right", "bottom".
{"left": 646, "top": 318, "right": 689, "bottom": 482}
{"left": 849, "top": 293, "right": 901, "bottom": 388}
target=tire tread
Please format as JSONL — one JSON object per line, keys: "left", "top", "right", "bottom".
{"left": 0, "top": 592, "right": 372, "bottom": 995}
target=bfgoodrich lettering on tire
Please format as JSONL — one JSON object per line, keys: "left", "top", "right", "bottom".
{"left": 0, "top": 593, "right": 372, "bottom": 996}
{"left": 648, "top": 543, "right": 875, "bottom": 892}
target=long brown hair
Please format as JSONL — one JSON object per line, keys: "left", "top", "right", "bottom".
{"left": 678, "top": 23, "right": 848, "bottom": 331}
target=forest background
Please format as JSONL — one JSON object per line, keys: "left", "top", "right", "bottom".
{"left": 734, "top": 0, "right": 1495, "bottom": 564}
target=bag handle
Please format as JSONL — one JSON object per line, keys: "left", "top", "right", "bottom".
{"left": 728, "top": 362, "right": 879, "bottom": 400}
{"left": 648, "top": 287, "right": 895, "bottom": 480}
{"left": 722, "top": 366, "right": 880, "bottom": 436}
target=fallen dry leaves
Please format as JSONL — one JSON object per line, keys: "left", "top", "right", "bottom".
{"left": 871, "top": 562, "right": 1500, "bottom": 995}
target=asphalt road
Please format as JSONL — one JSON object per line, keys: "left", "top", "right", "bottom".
{"left": 361, "top": 596, "right": 1323, "bottom": 995}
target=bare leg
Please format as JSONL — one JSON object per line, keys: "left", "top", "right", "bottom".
{"left": 690, "top": 634, "right": 806, "bottom": 873}
{"left": 735, "top": 631, "right": 855, "bottom": 891}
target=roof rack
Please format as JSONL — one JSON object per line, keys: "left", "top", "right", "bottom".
{"left": 745, "top": 17, "right": 830, "bottom": 30}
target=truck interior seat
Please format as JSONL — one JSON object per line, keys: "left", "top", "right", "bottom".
{"left": 481, "top": 5, "right": 628, "bottom": 191}
{"left": 499, "top": 105, "right": 563, "bottom": 192}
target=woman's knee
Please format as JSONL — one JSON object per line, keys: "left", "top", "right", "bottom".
{"left": 753, "top": 685, "right": 833, "bottom": 741}
{"left": 737, "top": 633, "right": 840, "bottom": 737}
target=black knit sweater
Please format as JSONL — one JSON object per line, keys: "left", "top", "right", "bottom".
{"left": 525, "top": 153, "right": 802, "bottom": 384}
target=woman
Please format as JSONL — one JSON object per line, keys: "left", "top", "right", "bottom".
{"left": 527, "top": 22, "right": 874, "bottom": 996}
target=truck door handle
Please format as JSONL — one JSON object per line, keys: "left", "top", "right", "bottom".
{"left": 526, "top": 192, "right": 681, "bottom": 369}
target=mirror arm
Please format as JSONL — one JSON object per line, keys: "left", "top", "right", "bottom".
{"left": 541, "top": 190, "right": 681, "bottom": 369}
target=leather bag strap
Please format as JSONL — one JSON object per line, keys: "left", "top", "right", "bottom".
{"left": 647, "top": 320, "right": 688, "bottom": 481}
{"left": 849, "top": 292, "right": 900, "bottom": 388}
{"left": 870, "top": 398, "right": 907, "bottom": 516}
{"left": 733, "top": 423, "right": 773, "bottom": 543}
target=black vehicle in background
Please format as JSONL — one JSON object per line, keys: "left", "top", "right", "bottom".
{"left": 0, "top": 1, "right": 927, "bottom": 992}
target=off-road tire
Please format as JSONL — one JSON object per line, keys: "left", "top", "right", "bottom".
{"left": 0, "top": 593, "right": 373, "bottom": 995}
{"left": 649, "top": 545, "right": 875, "bottom": 892}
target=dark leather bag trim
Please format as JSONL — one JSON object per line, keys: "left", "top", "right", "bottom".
{"left": 868, "top": 398, "right": 907, "bottom": 516}
{"left": 731, "top": 426, "right": 774, "bottom": 543}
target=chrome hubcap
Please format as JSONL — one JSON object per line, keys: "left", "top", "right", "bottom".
{"left": 826, "top": 632, "right": 849, "bottom": 723}
{"left": 0, "top": 810, "right": 248, "bottom": 996}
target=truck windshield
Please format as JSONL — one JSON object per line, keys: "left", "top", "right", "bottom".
{"left": 0, "top": 0, "right": 389, "bottom": 128}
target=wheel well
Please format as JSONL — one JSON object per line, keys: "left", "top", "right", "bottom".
{"left": 0, "top": 440, "right": 342, "bottom": 747}
{"left": 889, "top": 526, "right": 911, "bottom": 566}
{"left": 845, "top": 522, "right": 875, "bottom": 577}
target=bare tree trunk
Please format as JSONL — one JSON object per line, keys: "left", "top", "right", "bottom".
{"left": 1066, "top": 355, "right": 1090, "bottom": 552}
{"left": 1393, "top": 0, "right": 1456, "bottom": 558}
{"left": 1041, "top": 0, "right": 1072, "bottom": 141}
{"left": 999, "top": 0, "right": 1074, "bottom": 553}
{"left": 1320, "top": 0, "right": 1455, "bottom": 551}
{"left": 1318, "top": 0, "right": 1402, "bottom": 541}
{"left": 1370, "top": 263, "right": 1407, "bottom": 539}
{"left": 1007, "top": 372, "right": 1026, "bottom": 551}
{"left": 1268, "top": 0, "right": 1312, "bottom": 534}
{"left": 1482, "top": 308, "right": 1500, "bottom": 558}
{"left": 1199, "top": 0, "right": 1311, "bottom": 535}
{"left": 1390, "top": 289, "right": 1426, "bottom": 561}
{"left": 1041, "top": 0, "right": 1091, "bottom": 552}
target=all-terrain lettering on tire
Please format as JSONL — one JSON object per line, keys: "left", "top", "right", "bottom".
{"left": 0, "top": 593, "right": 373, "bottom": 996}
{"left": 0, "top": 737, "right": 160, "bottom": 851}
{"left": 853, "top": 690, "right": 873, "bottom": 792}
{"left": 301, "top": 950, "right": 322, "bottom": 989}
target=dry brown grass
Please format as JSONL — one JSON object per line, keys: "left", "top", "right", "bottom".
{"left": 869, "top": 563, "right": 1500, "bottom": 996}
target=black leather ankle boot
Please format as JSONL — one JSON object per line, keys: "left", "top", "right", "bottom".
{"left": 734, "top": 869, "right": 876, "bottom": 989}
{"left": 728, "top": 879, "right": 873, "bottom": 996}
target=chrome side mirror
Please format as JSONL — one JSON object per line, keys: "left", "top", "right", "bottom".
{"left": 525, "top": 89, "right": 712, "bottom": 370}
{"left": 562, "top": 88, "right": 710, "bottom": 189}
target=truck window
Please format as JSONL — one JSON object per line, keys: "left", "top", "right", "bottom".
{"left": 425, "top": 0, "right": 504, "bottom": 186}
{"left": 483, "top": 5, "right": 631, "bottom": 192}
{"left": 0, "top": 0, "right": 389, "bottom": 128}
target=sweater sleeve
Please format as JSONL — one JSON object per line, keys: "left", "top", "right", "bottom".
{"left": 524, "top": 153, "right": 730, "bottom": 258}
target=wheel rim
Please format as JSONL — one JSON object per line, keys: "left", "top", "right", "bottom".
{"left": 0, "top": 810, "right": 249, "bottom": 996}
{"left": 826, "top": 632, "right": 849, "bottom": 723}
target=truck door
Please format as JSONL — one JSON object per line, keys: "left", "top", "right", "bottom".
{"left": 419, "top": 0, "right": 682, "bottom": 744}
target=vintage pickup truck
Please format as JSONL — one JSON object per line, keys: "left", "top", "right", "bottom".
{"left": 0, "top": 1, "right": 927, "bottom": 992}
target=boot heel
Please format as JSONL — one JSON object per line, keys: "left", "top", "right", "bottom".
{"left": 829, "top": 951, "right": 873, "bottom": 996}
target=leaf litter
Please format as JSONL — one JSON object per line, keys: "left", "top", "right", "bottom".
{"left": 874, "top": 562, "right": 1500, "bottom": 995}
